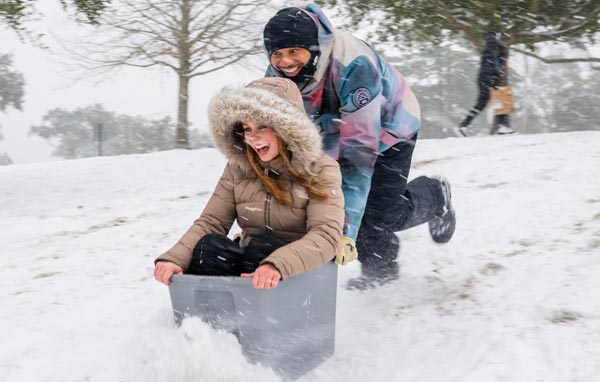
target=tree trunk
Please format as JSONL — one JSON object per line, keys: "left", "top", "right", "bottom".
{"left": 175, "top": 0, "right": 191, "bottom": 149}
{"left": 176, "top": 73, "right": 190, "bottom": 149}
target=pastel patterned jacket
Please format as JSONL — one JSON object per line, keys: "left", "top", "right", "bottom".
{"left": 266, "top": 3, "right": 421, "bottom": 240}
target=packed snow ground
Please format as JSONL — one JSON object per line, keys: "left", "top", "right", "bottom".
{"left": 1, "top": 131, "right": 599, "bottom": 382}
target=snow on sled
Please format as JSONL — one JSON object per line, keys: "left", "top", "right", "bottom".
{"left": 168, "top": 261, "right": 338, "bottom": 380}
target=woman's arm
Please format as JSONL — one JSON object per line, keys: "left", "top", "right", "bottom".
{"left": 154, "top": 163, "right": 237, "bottom": 271}
{"left": 262, "top": 156, "right": 345, "bottom": 279}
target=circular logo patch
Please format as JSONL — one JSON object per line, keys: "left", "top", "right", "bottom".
{"left": 352, "top": 87, "right": 372, "bottom": 108}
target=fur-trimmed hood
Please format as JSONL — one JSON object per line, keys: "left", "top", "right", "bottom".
{"left": 207, "top": 77, "right": 322, "bottom": 175}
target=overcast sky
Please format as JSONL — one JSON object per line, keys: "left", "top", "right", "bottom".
{"left": 0, "top": 2, "right": 264, "bottom": 164}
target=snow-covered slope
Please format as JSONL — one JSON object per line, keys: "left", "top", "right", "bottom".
{"left": 1, "top": 131, "right": 599, "bottom": 382}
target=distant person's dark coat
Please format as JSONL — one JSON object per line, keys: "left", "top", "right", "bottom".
{"left": 478, "top": 31, "right": 505, "bottom": 88}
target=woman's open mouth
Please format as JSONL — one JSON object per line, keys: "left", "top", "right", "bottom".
{"left": 254, "top": 143, "right": 271, "bottom": 157}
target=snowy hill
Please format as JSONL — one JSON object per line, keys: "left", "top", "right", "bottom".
{"left": 1, "top": 131, "right": 599, "bottom": 382}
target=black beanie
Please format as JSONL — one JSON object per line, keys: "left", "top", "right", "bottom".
{"left": 263, "top": 7, "right": 319, "bottom": 55}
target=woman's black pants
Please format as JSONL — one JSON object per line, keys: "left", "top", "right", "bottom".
{"left": 188, "top": 234, "right": 286, "bottom": 276}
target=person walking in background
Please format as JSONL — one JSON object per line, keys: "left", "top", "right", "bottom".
{"left": 154, "top": 77, "right": 344, "bottom": 289}
{"left": 263, "top": 4, "right": 456, "bottom": 289}
{"left": 456, "top": 31, "right": 516, "bottom": 137}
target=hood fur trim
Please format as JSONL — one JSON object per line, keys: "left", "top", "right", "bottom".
{"left": 208, "top": 85, "right": 322, "bottom": 175}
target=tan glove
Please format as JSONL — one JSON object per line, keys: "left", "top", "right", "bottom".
{"left": 335, "top": 237, "right": 358, "bottom": 265}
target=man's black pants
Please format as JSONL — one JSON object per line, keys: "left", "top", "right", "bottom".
{"left": 356, "top": 135, "right": 443, "bottom": 274}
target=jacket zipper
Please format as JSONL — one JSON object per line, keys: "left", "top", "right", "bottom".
{"left": 263, "top": 164, "right": 273, "bottom": 234}
{"left": 265, "top": 193, "right": 273, "bottom": 234}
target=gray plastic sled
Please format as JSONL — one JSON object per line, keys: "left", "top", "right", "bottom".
{"left": 168, "top": 262, "right": 338, "bottom": 380}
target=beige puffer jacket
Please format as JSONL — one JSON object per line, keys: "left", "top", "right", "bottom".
{"left": 156, "top": 77, "right": 344, "bottom": 279}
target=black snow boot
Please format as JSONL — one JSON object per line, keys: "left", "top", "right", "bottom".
{"left": 346, "top": 262, "right": 400, "bottom": 291}
{"left": 428, "top": 177, "right": 456, "bottom": 243}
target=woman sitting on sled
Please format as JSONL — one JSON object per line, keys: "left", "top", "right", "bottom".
{"left": 154, "top": 77, "right": 344, "bottom": 289}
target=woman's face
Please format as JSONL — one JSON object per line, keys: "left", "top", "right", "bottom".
{"left": 270, "top": 47, "right": 312, "bottom": 78}
{"left": 242, "top": 120, "right": 280, "bottom": 162}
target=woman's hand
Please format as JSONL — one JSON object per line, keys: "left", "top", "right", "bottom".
{"left": 241, "top": 263, "right": 281, "bottom": 289}
{"left": 154, "top": 261, "right": 183, "bottom": 285}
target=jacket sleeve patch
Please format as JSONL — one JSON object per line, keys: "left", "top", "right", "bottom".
{"left": 352, "top": 87, "right": 372, "bottom": 109}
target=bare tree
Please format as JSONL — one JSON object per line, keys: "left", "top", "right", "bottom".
{"left": 70, "top": 0, "right": 277, "bottom": 148}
